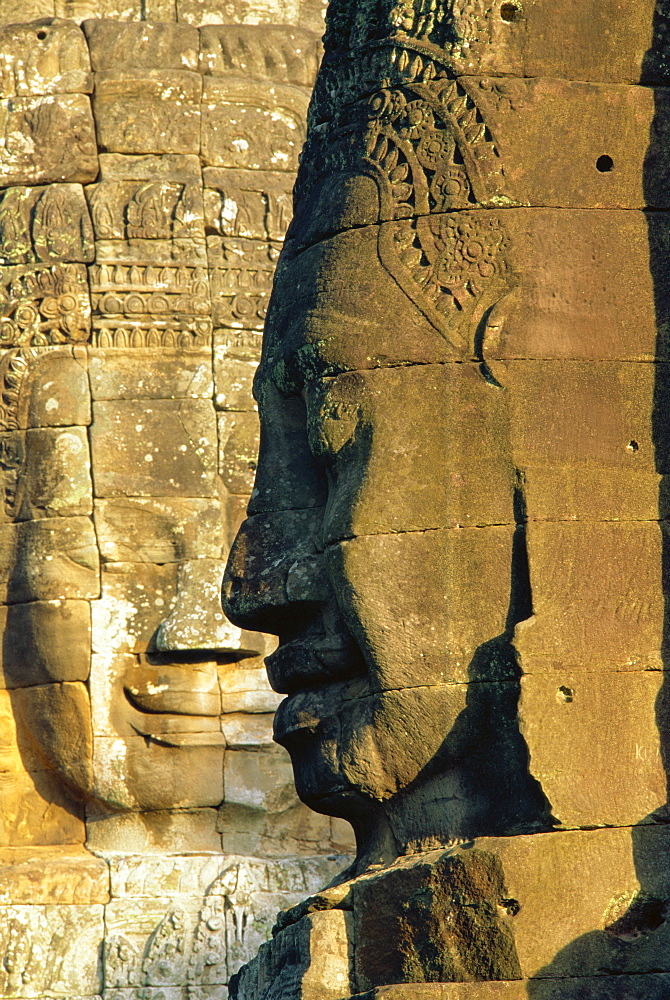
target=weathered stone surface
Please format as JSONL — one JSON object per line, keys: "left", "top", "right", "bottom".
{"left": 231, "top": 909, "right": 353, "bottom": 1000}
{"left": 91, "top": 734, "right": 224, "bottom": 810}
{"left": 94, "top": 497, "right": 224, "bottom": 562}
{"left": 0, "top": 93, "right": 97, "bottom": 187}
{"left": 88, "top": 347, "right": 213, "bottom": 400}
{"left": 93, "top": 71, "right": 202, "bottom": 155}
{"left": 0, "top": 515, "right": 99, "bottom": 603}
{"left": 0, "top": 263, "right": 91, "bottom": 348}
{"left": 0, "top": 184, "right": 94, "bottom": 265}
{"left": 0, "top": 348, "right": 90, "bottom": 429}
{"left": 200, "top": 25, "right": 321, "bottom": 87}
{"left": 154, "top": 558, "right": 242, "bottom": 651}
{"left": 353, "top": 849, "right": 522, "bottom": 989}
{"left": 83, "top": 19, "right": 198, "bottom": 72}
{"left": 91, "top": 562, "right": 177, "bottom": 654}
{"left": 0, "top": 426, "right": 93, "bottom": 521}
{"left": 219, "top": 660, "right": 281, "bottom": 714}
{"left": 517, "top": 520, "right": 666, "bottom": 668}
{"left": 0, "top": 847, "right": 108, "bottom": 904}
{"left": 224, "top": 745, "right": 299, "bottom": 812}
{"left": 204, "top": 168, "right": 293, "bottom": 242}
{"left": 12, "top": 681, "right": 94, "bottom": 795}
{"left": 0, "top": 902, "right": 104, "bottom": 997}
{"left": 201, "top": 78, "right": 308, "bottom": 171}
{"left": 0, "top": 17, "right": 92, "bottom": 98}
{"left": 208, "top": 236, "right": 278, "bottom": 331}
{"left": 85, "top": 809, "right": 222, "bottom": 854}
{"left": 0, "top": 599, "right": 90, "bottom": 687}
{"left": 86, "top": 153, "right": 205, "bottom": 242}
{"left": 518, "top": 670, "right": 667, "bottom": 829}
{"left": 90, "top": 399, "right": 218, "bottom": 498}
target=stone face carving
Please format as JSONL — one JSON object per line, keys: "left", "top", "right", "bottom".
{"left": 222, "top": 0, "right": 670, "bottom": 996}
{"left": 0, "top": 16, "right": 346, "bottom": 857}
{"left": 0, "top": 11, "right": 356, "bottom": 1000}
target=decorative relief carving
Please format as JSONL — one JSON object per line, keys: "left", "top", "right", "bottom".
{"left": 0, "top": 93, "right": 98, "bottom": 187}
{"left": 0, "top": 16, "right": 93, "bottom": 99}
{"left": 199, "top": 24, "right": 322, "bottom": 88}
{"left": 204, "top": 168, "right": 294, "bottom": 242}
{"left": 209, "top": 238, "right": 280, "bottom": 330}
{"left": 202, "top": 78, "right": 308, "bottom": 171}
{"left": 0, "top": 264, "right": 91, "bottom": 347}
{"left": 87, "top": 155, "right": 205, "bottom": 244}
{"left": 0, "top": 184, "right": 95, "bottom": 265}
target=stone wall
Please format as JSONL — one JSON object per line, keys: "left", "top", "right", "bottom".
{"left": 0, "top": 9, "right": 353, "bottom": 1000}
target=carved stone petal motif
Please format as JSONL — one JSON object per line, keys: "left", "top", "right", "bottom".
{"left": 0, "top": 94, "right": 98, "bottom": 187}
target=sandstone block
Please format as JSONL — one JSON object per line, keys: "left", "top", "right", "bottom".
{"left": 2, "top": 426, "right": 92, "bottom": 521}
{"left": 214, "top": 354, "right": 259, "bottom": 412}
{"left": 90, "top": 399, "right": 218, "bottom": 498}
{"left": 12, "top": 681, "right": 93, "bottom": 795}
{"left": 0, "top": 347, "right": 90, "bottom": 430}
{"left": 219, "top": 660, "right": 281, "bottom": 715}
{"left": 83, "top": 19, "right": 198, "bottom": 72}
{"left": 156, "top": 558, "right": 245, "bottom": 652}
{"left": 214, "top": 327, "right": 262, "bottom": 363}
{"left": 0, "top": 93, "right": 97, "bottom": 186}
{"left": 0, "top": 263, "right": 91, "bottom": 348}
{"left": 230, "top": 909, "right": 352, "bottom": 1000}
{"left": 0, "top": 599, "right": 90, "bottom": 687}
{"left": 94, "top": 497, "right": 224, "bottom": 563}
{"left": 199, "top": 25, "right": 320, "bottom": 87}
{"left": 517, "top": 520, "right": 666, "bottom": 668}
{"left": 88, "top": 347, "right": 213, "bottom": 400}
{"left": 224, "top": 745, "right": 299, "bottom": 813}
{"left": 89, "top": 252, "right": 211, "bottom": 350}
{"left": 0, "top": 17, "right": 92, "bottom": 98}
{"left": 495, "top": 360, "right": 659, "bottom": 522}
{"left": 93, "top": 71, "right": 202, "bottom": 155}
{"left": 90, "top": 651, "right": 222, "bottom": 738}
{"left": 91, "top": 562, "right": 178, "bottom": 654}
{"left": 86, "top": 153, "right": 205, "bottom": 243}
{"left": 220, "top": 712, "right": 274, "bottom": 749}
{"left": 299, "top": 364, "right": 515, "bottom": 538}
{"left": 0, "top": 766, "right": 86, "bottom": 848}
{"left": 0, "top": 2, "right": 55, "bottom": 23}
{"left": 218, "top": 800, "right": 340, "bottom": 859}
{"left": 91, "top": 734, "right": 224, "bottom": 811}
{"left": 0, "top": 902, "right": 103, "bottom": 997}
{"left": 352, "top": 849, "right": 522, "bottom": 989}
{"left": 0, "top": 515, "right": 99, "bottom": 604}
{"left": 208, "top": 236, "right": 279, "bottom": 331}
{"left": 201, "top": 77, "right": 308, "bottom": 171}
{"left": 0, "top": 847, "right": 108, "bottom": 904}
{"left": 330, "top": 527, "right": 514, "bottom": 689}
{"left": 0, "top": 184, "right": 94, "bottom": 265}
{"left": 518, "top": 670, "right": 667, "bottom": 829}
{"left": 217, "top": 410, "right": 260, "bottom": 495}
{"left": 204, "top": 168, "right": 293, "bottom": 242}
{"left": 85, "top": 808, "right": 221, "bottom": 853}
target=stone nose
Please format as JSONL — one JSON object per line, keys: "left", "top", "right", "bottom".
{"left": 222, "top": 508, "right": 330, "bottom": 632}
{"left": 155, "top": 558, "right": 253, "bottom": 653}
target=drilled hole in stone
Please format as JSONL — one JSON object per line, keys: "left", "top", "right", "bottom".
{"left": 500, "top": 898, "right": 521, "bottom": 917}
{"left": 627, "top": 440, "right": 639, "bottom": 452}
{"left": 36, "top": 29, "right": 48, "bottom": 39}
{"left": 596, "top": 154, "right": 614, "bottom": 173}
{"left": 500, "top": 3, "right": 521, "bottom": 22}
{"left": 557, "top": 685, "right": 574, "bottom": 703}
